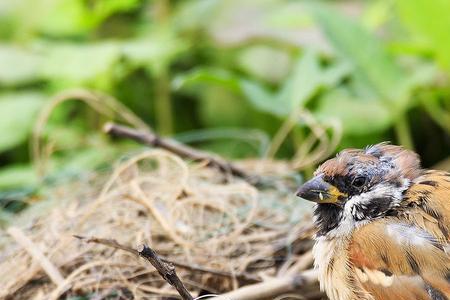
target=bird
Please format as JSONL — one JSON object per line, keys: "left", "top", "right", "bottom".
{"left": 296, "top": 142, "right": 450, "bottom": 300}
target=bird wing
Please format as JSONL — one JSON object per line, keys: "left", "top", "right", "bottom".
{"left": 348, "top": 219, "right": 450, "bottom": 300}
{"left": 403, "top": 170, "right": 450, "bottom": 242}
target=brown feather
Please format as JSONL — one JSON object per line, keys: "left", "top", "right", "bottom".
{"left": 349, "top": 219, "right": 450, "bottom": 299}
{"left": 403, "top": 170, "right": 450, "bottom": 241}
{"left": 361, "top": 276, "right": 430, "bottom": 300}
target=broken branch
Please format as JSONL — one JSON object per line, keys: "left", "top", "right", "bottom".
{"left": 74, "top": 235, "right": 260, "bottom": 282}
{"left": 74, "top": 235, "right": 193, "bottom": 300}
{"left": 103, "top": 122, "right": 263, "bottom": 186}
{"left": 137, "top": 244, "right": 194, "bottom": 300}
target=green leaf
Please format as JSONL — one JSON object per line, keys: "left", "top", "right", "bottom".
{"left": 0, "top": 92, "right": 46, "bottom": 152}
{"left": 281, "top": 51, "right": 351, "bottom": 111}
{"left": 239, "top": 80, "right": 276, "bottom": 115}
{"left": 265, "top": 2, "right": 314, "bottom": 29}
{"left": 362, "top": 0, "right": 392, "bottom": 30}
{"left": 41, "top": 42, "right": 120, "bottom": 83}
{"left": 173, "top": 68, "right": 241, "bottom": 92}
{"left": 316, "top": 88, "right": 392, "bottom": 135}
{"left": 175, "top": 51, "right": 350, "bottom": 117}
{"left": 122, "top": 32, "right": 189, "bottom": 75}
{"left": 0, "top": 164, "right": 37, "bottom": 190}
{"left": 396, "top": 0, "right": 450, "bottom": 71}
{"left": 241, "top": 50, "right": 350, "bottom": 116}
{"left": 311, "top": 3, "right": 409, "bottom": 110}
{"left": 63, "top": 147, "right": 118, "bottom": 171}
{"left": 29, "top": 0, "right": 139, "bottom": 36}
{"left": 174, "top": 67, "right": 278, "bottom": 115}
{"left": 237, "top": 45, "right": 291, "bottom": 83}
{"left": 175, "top": 0, "right": 223, "bottom": 31}
{"left": 37, "top": 0, "right": 94, "bottom": 36}
{"left": 0, "top": 45, "right": 41, "bottom": 85}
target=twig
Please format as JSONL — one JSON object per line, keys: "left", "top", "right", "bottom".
{"left": 73, "top": 235, "right": 139, "bottom": 256}
{"left": 74, "top": 235, "right": 260, "bottom": 282}
{"left": 8, "top": 227, "right": 65, "bottom": 286}
{"left": 211, "top": 269, "right": 318, "bottom": 300}
{"left": 73, "top": 235, "right": 193, "bottom": 300}
{"left": 73, "top": 236, "right": 192, "bottom": 299}
{"left": 103, "top": 122, "right": 263, "bottom": 186}
{"left": 137, "top": 244, "right": 194, "bottom": 300}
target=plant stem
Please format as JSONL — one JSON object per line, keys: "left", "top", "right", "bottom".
{"left": 421, "top": 95, "right": 450, "bottom": 134}
{"left": 155, "top": 70, "right": 173, "bottom": 135}
{"left": 394, "top": 114, "right": 414, "bottom": 150}
{"left": 154, "top": 0, "right": 173, "bottom": 135}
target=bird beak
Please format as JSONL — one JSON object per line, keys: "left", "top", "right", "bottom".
{"left": 296, "top": 176, "right": 346, "bottom": 204}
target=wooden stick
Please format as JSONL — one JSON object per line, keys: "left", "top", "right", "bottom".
{"left": 211, "top": 269, "right": 318, "bottom": 300}
{"left": 74, "top": 235, "right": 193, "bottom": 300}
{"left": 73, "top": 235, "right": 139, "bottom": 256}
{"left": 74, "top": 235, "right": 260, "bottom": 282}
{"left": 137, "top": 244, "right": 193, "bottom": 300}
{"left": 8, "top": 227, "right": 65, "bottom": 286}
{"left": 103, "top": 122, "right": 263, "bottom": 186}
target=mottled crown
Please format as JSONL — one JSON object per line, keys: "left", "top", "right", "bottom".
{"left": 315, "top": 142, "right": 422, "bottom": 181}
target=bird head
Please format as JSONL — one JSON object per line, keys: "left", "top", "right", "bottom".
{"left": 296, "top": 143, "right": 423, "bottom": 235}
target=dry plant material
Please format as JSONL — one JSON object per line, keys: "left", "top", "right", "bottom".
{"left": 267, "top": 109, "right": 342, "bottom": 170}
{"left": 0, "top": 150, "right": 315, "bottom": 299}
{"left": 212, "top": 269, "right": 318, "bottom": 300}
{"left": 104, "top": 122, "right": 264, "bottom": 186}
{"left": 7, "top": 227, "right": 65, "bottom": 286}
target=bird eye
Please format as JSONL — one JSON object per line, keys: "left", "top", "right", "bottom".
{"left": 352, "top": 176, "right": 366, "bottom": 188}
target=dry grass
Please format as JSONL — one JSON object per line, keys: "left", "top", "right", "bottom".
{"left": 0, "top": 150, "right": 316, "bottom": 299}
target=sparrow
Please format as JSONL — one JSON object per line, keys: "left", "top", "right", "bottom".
{"left": 296, "top": 142, "right": 450, "bottom": 300}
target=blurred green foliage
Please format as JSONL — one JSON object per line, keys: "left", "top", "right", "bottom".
{"left": 0, "top": 0, "right": 450, "bottom": 214}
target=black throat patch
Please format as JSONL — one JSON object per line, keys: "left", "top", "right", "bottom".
{"left": 314, "top": 197, "right": 398, "bottom": 236}
{"left": 314, "top": 204, "right": 343, "bottom": 236}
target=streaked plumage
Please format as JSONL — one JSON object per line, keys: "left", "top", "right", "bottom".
{"left": 296, "top": 143, "right": 450, "bottom": 300}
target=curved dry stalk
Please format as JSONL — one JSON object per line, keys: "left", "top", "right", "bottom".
{"left": 32, "top": 88, "right": 149, "bottom": 176}
{"left": 266, "top": 109, "right": 342, "bottom": 171}
{"left": 211, "top": 269, "right": 318, "bottom": 300}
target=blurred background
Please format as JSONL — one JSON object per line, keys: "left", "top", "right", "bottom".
{"left": 0, "top": 0, "right": 449, "bottom": 218}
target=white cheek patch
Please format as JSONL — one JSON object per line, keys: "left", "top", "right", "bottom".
{"left": 343, "top": 180, "right": 410, "bottom": 219}
{"left": 324, "top": 180, "right": 410, "bottom": 238}
{"left": 346, "top": 183, "right": 403, "bottom": 210}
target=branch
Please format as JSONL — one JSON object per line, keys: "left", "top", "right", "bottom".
{"left": 74, "top": 236, "right": 193, "bottom": 300}
{"left": 103, "top": 122, "right": 263, "bottom": 186}
{"left": 137, "top": 244, "right": 194, "bottom": 300}
{"left": 74, "top": 235, "right": 259, "bottom": 282}
{"left": 73, "top": 235, "right": 138, "bottom": 256}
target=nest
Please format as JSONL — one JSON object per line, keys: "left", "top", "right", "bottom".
{"left": 0, "top": 150, "right": 319, "bottom": 300}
